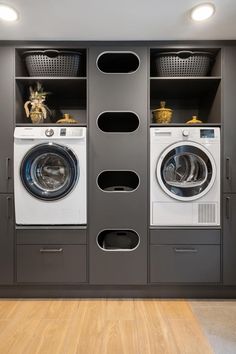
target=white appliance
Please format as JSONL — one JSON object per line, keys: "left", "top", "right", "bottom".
{"left": 150, "top": 127, "right": 220, "bottom": 226}
{"left": 14, "top": 126, "right": 87, "bottom": 225}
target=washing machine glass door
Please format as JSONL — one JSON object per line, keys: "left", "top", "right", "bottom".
{"left": 156, "top": 142, "right": 216, "bottom": 201}
{"left": 21, "top": 143, "right": 79, "bottom": 200}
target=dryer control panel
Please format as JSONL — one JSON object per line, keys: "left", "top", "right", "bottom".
{"left": 200, "top": 129, "right": 215, "bottom": 138}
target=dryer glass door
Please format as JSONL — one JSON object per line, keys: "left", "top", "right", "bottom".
{"left": 21, "top": 143, "right": 79, "bottom": 200}
{"left": 157, "top": 143, "right": 216, "bottom": 201}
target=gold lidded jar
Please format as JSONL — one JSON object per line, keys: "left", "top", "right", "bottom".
{"left": 152, "top": 101, "right": 173, "bottom": 124}
{"left": 186, "top": 115, "right": 203, "bottom": 124}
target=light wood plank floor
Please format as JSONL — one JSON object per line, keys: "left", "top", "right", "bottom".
{"left": 0, "top": 299, "right": 213, "bottom": 354}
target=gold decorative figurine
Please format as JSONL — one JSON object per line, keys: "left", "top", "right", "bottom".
{"left": 24, "top": 82, "right": 51, "bottom": 124}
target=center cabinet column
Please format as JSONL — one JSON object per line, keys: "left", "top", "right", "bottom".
{"left": 88, "top": 47, "right": 148, "bottom": 284}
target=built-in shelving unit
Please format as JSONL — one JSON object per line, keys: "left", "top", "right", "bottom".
{"left": 15, "top": 48, "right": 87, "bottom": 125}
{"left": 3, "top": 41, "right": 236, "bottom": 297}
{"left": 149, "top": 48, "right": 222, "bottom": 125}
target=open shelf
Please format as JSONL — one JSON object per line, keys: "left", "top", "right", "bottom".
{"left": 97, "top": 112, "right": 139, "bottom": 132}
{"left": 150, "top": 48, "right": 221, "bottom": 77}
{"left": 150, "top": 77, "right": 221, "bottom": 124}
{"left": 97, "top": 230, "right": 139, "bottom": 251}
{"left": 97, "top": 51, "right": 140, "bottom": 74}
{"left": 15, "top": 48, "right": 87, "bottom": 77}
{"left": 97, "top": 171, "right": 139, "bottom": 192}
{"left": 15, "top": 78, "right": 87, "bottom": 124}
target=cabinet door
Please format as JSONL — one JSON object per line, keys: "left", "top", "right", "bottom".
{"left": 0, "top": 194, "right": 14, "bottom": 284}
{"left": 223, "top": 47, "right": 236, "bottom": 193}
{"left": 0, "top": 47, "right": 14, "bottom": 193}
{"left": 223, "top": 194, "right": 236, "bottom": 285}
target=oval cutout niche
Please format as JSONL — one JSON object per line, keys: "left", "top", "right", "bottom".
{"left": 97, "top": 230, "right": 140, "bottom": 251}
{"left": 97, "top": 171, "right": 139, "bottom": 192}
{"left": 98, "top": 112, "right": 139, "bottom": 132}
{"left": 97, "top": 52, "right": 140, "bottom": 74}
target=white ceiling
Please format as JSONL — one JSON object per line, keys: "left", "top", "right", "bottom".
{"left": 0, "top": 0, "right": 236, "bottom": 41}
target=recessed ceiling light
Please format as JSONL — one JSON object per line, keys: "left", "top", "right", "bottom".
{"left": 0, "top": 4, "right": 18, "bottom": 21}
{"left": 190, "top": 3, "right": 215, "bottom": 21}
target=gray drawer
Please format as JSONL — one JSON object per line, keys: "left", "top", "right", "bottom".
{"left": 150, "top": 245, "right": 220, "bottom": 283}
{"left": 17, "top": 245, "right": 87, "bottom": 283}
{"left": 150, "top": 229, "right": 221, "bottom": 245}
{"left": 16, "top": 227, "right": 86, "bottom": 245}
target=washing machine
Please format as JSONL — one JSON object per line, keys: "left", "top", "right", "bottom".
{"left": 150, "top": 127, "right": 220, "bottom": 226}
{"left": 14, "top": 126, "right": 87, "bottom": 225}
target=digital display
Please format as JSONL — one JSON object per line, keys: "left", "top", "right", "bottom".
{"left": 60, "top": 128, "right": 66, "bottom": 136}
{"left": 200, "top": 129, "right": 215, "bottom": 138}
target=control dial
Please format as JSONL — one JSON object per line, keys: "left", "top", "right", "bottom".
{"left": 182, "top": 129, "right": 189, "bottom": 137}
{"left": 45, "top": 128, "right": 54, "bottom": 137}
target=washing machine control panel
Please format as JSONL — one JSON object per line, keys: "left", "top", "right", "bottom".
{"left": 182, "top": 129, "right": 189, "bottom": 137}
{"left": 45, "top": 128, "right": 54, "bottom": 137}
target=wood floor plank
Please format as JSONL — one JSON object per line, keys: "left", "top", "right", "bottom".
{"left": 0, "top": 299, "right": 213, "bottom": 354}
{"left": 0, "top": 300, "right": 19, "bottom": 319}
{"left": 134, "top": 300, "right": 180, "bottom": 354}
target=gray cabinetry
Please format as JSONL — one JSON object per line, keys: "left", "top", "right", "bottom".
{"left": 150, "top": 229, "right": 221, "bottom": 283}
{"left": 222, "top": 46, "right": 236, "bottom": 285}
{"left": 17, "top": 245, "right": 87, "bottom": 283}
{"left": 223, "top": 46, "right": 236, "bottom": 193}
{"left": 0, "top": 47, "right": 14, "bottom": 193}
{"left": 223, "top": 195, "right": 236, "bottom": 285}
{"left": 16, "top": 228, "right": 87, "bottom": 284}
{"left": 150, "top": 245, "right": 220, "bottom": 283}
{"left": 88, "top": 47, "right": 148, "bottom": 284}
{"left": 0, "top": 194, "right": 14, "bottom": 284}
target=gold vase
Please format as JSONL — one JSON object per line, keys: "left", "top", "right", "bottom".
{"left": 29, "top": 110, "right": 44, "bottom": 124}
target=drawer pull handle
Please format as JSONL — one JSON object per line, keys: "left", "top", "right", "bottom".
{"left": 6, "top": 196, "right": 13, "bottom": 219}
{"left": 40, "top": 248, "right": 63, "bottom": 253}
{"left": 174, "top": 248, "right": 198, "bottom": 253}
{"left": 226, "top": 197, "right": 230, "bottom": 219}
{"left": 226, "top": 158, "right": 231, "bottom": 180}
{"left": 6, "top": 157, "right": 11, "bottom": 180}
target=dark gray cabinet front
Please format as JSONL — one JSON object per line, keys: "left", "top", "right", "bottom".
{"left": 17, "top": 244, "right": 87, "bottom": 283}
{"left": 88, "top": 47, "right": 148, "bottom": 284}
{"left": 0, "top": 47, "right": 14, "bottom": 193}
{"left": 150, "top": 244, "right": 220, "bottom": 283}
{"left": 0, "top": 194, "right": 14, "bottom": 284}
{"left": 223, "top": 194, "right": 236, "bottom": 285}
{"left": 223, "top": 46, "right": 236, "bottom": 193}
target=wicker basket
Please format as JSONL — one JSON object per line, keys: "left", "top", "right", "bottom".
{"left": 154, "top": 51, "right": 213, "bottom": 77}
{"left": 23, "top": 50, "right": 82, "bottom": 77}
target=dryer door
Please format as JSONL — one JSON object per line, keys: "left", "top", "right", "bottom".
{"left": 21, "top": 143, "right": 79, "bottom": 201}
{"left": 156, "top": 142, "right": 216, "bottom": 201}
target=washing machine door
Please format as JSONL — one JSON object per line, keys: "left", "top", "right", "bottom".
{"left": 21, "top": 143, "right": 79, "bottom": 201}
{"left": 156, "top": 141, "right": 216, "bottom": 201}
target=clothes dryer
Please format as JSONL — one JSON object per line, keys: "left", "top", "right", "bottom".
{"left": 150, "top": 127, "right": 220, "bottom": 226}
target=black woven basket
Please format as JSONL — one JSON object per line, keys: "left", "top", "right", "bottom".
{"left": 23, "top": 50, "right": 82, "bottom": 77}
{"left": 154, "top": 51, "right": 213, "bottom": 77}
